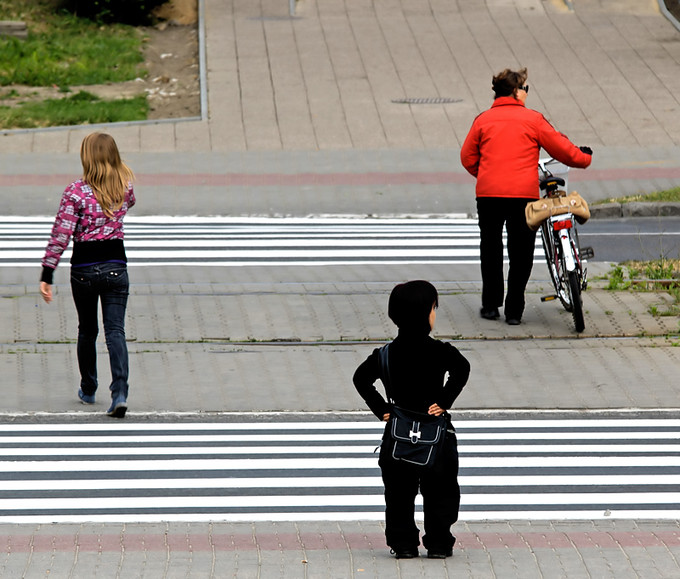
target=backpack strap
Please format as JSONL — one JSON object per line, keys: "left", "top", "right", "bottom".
{"left": 378, "top": 344, "right": 394, "bottom": 404}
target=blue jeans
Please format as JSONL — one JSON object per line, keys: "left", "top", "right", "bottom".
{"left": 70, "top": 263, "right": 130, "bottom": 401}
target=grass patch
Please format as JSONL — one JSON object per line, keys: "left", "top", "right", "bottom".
{"left": 0, "top": 0, "right": 145, "bottom": 87}
{"left": 604, "top": 258, "right": 680, "bottom": 320}
{"left": 0, "top": 90, "right": 148, "bottom": 128}
{"left": 595, "top": 187, "right": 680, "bottom": 205}
{"left": 0, "top": 0, "right": 149, "bottom": 127}
{"left": 605, "top": 259, "right": 680, "bottom": 290}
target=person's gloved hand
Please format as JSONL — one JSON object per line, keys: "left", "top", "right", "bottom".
{"left": 579, "top": 146, "right": 593, "bottom": 155}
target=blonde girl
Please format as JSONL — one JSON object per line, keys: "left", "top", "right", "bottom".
{"left": 40, "top": 133, "right": 136, "bottom": 418}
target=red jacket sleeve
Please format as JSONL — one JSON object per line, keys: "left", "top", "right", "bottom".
{"left": 537, "top": 116, "right": 592, "bottom": 169}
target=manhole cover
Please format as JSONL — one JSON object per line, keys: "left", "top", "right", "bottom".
{"left": 392, "top": 97, "right": 463, "bottom": 104}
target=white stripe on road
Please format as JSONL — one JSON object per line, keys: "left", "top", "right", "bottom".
{"left": 0, "top": 474, "right": 678, "bottom": 492}
{"left": 0, "top": 216, "right": 489, "bottom": 266}
{"left": 0, "top": 430, "right": 677, "bottom": 444}
{"left": 0, "top": 419, "right": 678, "bottom": 431}
{"left": 0, "top": 443, "right": 677, "bottom": 457}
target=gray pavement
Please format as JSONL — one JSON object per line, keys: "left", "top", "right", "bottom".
{"left": 3, "top": 262, "right": 680, "bottom": 415}
{"left": 2, "top": 0, "right": 680, "bottom": 576}
{"left": 4, "top": 146, "right": 680, "bottom": 218}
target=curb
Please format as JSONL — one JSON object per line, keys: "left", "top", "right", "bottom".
{"left": 590, "top": 202, "right": 680, "bottom": 218}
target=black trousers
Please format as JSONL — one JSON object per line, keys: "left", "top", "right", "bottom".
{"left": 378, "top": 430, "right": 460, "bottom": 553}
{"left": 477, "top": 197, "right": 537, "bottom": 320}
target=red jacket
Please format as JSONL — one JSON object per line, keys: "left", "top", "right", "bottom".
{"left": 460, "top": 97, "right": 592, "bottom": 199}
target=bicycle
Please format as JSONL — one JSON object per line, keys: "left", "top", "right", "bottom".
{"left": 535, "top": 157, "right": 594, "bottom": 333}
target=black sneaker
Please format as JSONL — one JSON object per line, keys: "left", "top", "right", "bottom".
{"left": 427, "top": 549, "right": 453, "bottom": 559}
{"left": 480, "top": 307, "right": 500, "bottom": 320}
{"left": 390, "top": 548, "right": 419, "bottom": 559}
{"left": 505, "top": 317, "right": 521, "bottom": 326}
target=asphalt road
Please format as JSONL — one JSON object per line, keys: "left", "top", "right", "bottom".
{"left": 580, "top": 217, "right": 680, "bottom": 263}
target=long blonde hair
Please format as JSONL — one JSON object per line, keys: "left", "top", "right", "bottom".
{"left": 80, "top": 133, "right": 135, "bottom": 218}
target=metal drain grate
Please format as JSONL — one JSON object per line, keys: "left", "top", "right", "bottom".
{"left": 392, "top": 97, "right": 463, "bottom": 104}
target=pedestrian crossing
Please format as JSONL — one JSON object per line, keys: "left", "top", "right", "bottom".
{"left": 1, "top": 418, "right": 679, "bottom": 524}
{"left": 0, "top": 216, "right": 488, "bottom": 267}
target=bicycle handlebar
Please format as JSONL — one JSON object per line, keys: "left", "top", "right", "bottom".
{"left": 538, "top": 156, "right": 568, "bottom": 176}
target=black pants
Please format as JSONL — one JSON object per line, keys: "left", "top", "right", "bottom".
{"left": 477, "top": 197, "right": 537, "bottom": 320}
{"left": 378, "top": 430, "right": 460, "bottom": 553}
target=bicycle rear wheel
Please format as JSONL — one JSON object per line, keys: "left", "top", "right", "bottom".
{"left": 567, "top": 270, "right": 585, "bottom": 332}
{"left": 541, "top": 223, "right": 572, "bottom": 311}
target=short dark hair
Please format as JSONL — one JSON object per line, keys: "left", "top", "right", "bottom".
{"left": 492, "top": 67, "right": 528, "bottom": 98}
{"left": 388, "top": 280, "right": 439, "bottom": 333}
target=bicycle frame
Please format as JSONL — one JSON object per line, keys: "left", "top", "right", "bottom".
{"left": 537, "top": 157, "right": 589, "bottom": 332}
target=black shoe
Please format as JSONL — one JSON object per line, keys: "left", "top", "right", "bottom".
{"left": 480, "top": 307, "right": 500, "bottom": 320}
{"left": 505, "top": 317, "right": 521, "bottom": 326}
{"left": 427, "top": 549, "right": 453, "bottom": 559}
{"left": 390, "top": 548, "right": 419, "bottom": 559}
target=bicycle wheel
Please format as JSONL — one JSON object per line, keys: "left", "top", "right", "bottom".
{"left": 541, "top": 223, "right": 571, "bottom": 311}
{"left": 567, "top": 270, "right": 585, "bottom": 332}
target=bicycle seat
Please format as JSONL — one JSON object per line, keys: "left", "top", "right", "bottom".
{"left": 539, "top": 176, "right": 565, "bottom": 191}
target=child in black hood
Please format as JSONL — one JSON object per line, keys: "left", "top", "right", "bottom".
{"left": 353, "top": 280, "right": 470, "bottom": 559}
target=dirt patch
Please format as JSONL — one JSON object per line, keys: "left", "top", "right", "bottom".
{"left": 141, "top": 20, "right": 201, "bottom": 120}
{"left": 153, "top": 0, "right": 198, "bottom": 25}
{"left": 662, "top": 0, "right": 680, "bottom": 21}
{"left": 144, "top": 0, "right": 201, "bottom": 120}
{"left": 0, "top": 0, "right": 201, "bottom": 122}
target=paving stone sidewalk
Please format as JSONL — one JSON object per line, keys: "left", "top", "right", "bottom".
{"left": 2, "top": 262, "right": 679, "bottom": 415}
{"left": 2, "top": 520, "right": 679, "bottom": 579}
{"left": 2, "top": 0, "right": 680, "bottom": 154}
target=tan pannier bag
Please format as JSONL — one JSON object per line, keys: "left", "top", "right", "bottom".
{"left": 525, "top": 191, "right": 590, "bottom": 232}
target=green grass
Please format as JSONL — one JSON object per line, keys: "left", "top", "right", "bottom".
{"left": 0, "top": 0, "right": 145, "bottom": 87}
{"left": 605, "top": 259, "right": 680, "bottom": 290}
{"left": 603, "top": 258, "right": 680, "bottom": 322}
{"left": 595, "top": 187, "right": 680, "bottom": 205}
{"left": 0, "top": 90, "right": 148, "bottom": 128}
{"left": 0, "top": 0, "right": 148, "bottom": 127}
{"left": 0, "top": 30, "right": 143, "bottom": 87}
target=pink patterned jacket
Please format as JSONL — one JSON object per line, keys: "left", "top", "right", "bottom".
{"left": 42, "top": 179, "right": 135, "bottom": 271}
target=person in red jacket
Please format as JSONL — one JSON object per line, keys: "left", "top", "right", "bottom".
{"left": 461, "top": 67, "right": 592, "bottom": 325}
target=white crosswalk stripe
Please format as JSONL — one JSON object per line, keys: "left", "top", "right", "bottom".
{"left": 0, "top": 216, "right": 525, "bottom": 267}
{"left": 1, "top": 419, "right": 679, "bottom": 523}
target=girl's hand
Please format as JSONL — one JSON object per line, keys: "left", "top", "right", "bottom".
{"left": 428, "top": 403, "right": 444, "bottom": 416}
{"left": 40, "top": 282, "right": 52, "bottom": 304}
{"left": 383, "top": 413, "right": 390, "bottom": 422}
